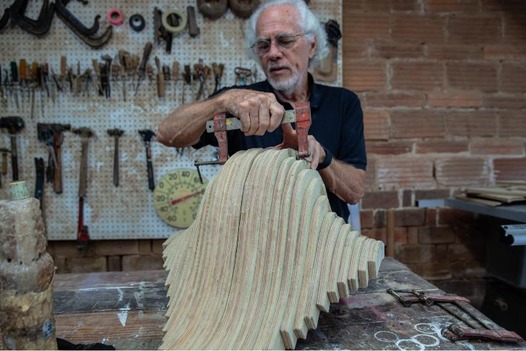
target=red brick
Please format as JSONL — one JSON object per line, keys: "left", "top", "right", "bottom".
{"left": 427, "top": 45, "right": 484, "bottom": 60}
{"left": 392, "top": 0, "right": 420, "bottom": 12}
{"left": 364, "top": 110, "right": 389, "bottom": 140}
{"left": 54, "top": 257, "right": 67, "bottom": 274}
{"left": 450, "top": 261, "right": 486, "bottom": 279}
{"left": 362, "top": 191, "right": 399, "bottom": 209}
{"left": 448, "top": 243, "right": 485, "bottom": 262}
{"left": 51, "top": 241, "right": 89, "bottom": 258}
{"left": 375, "top": 210, "right": 387, "bottom": 228}
{"left": 418, "top": 226, "right": 456, "bottom": 244}
{"left": 407, "top": 227, "right": 419, "bottom": 244}
{"left": 408, "top": 261, "right": 452, "bottom": 280}
{"left": 403, "top": 189, "right": 413, "bottom": 207}
{"left": 502, "top": 15, "right": 526, "bottom": 44}
{"left": 366, "top": 92, "right": 426, "bottom": 108}
{"left": 347, "top": 1, "right": 392, "bottom": 13}
{"left": 396, "top": 244, "right": 442, "bottom": 263}
{"left": 360, "top": 209, "right": 374, "bottom": 229}
{"left": 370, "top": 41, "right": 424, "bottom": 59}
{"left": 445, "top": 111, "right": 497, "bottom": 137}
{"left": 435, "top": 157, "right": 490, "bottom": 186}
{"left": 446, "top": 63, "right": 498, "bottom": 92}
{"left": 499, "top": 111, "right": 526, "bottom": 137}
{"left": 427, "top": 91, "right": 483, "bottom": 108}
{"left": 366, "top": 141, "right": 412, "bottom": 155}
{"left": 415, "top": 140, "right": 468, "bottom": 154}
{"left": 122, "top": 255, "right": 164, "bottom": 271}
{"left": 426, "top": 208, "right": 438, "bottom": 226}
{"left": 483, "top": 95, "right": 526, "bottom": 109}
{"left": 376, "top": 157, "right": 435, "bottom": 189}
{"left": 394, "top": 208, "right": 426, "bottom": 226}
{"left": 425, "top": 0, "right": 480, "bottom": 12}
{"left": 152, "top": 239, "right": 165, "bottom": 254}
{"left": 394, "top": 227, "right": 408, "bottom": 244}
{"left": 361, "top": 228, "right": 387, "bottom": 243}
{"left": 346, "top": 60, "right": 387, "bottom": 91}
{"left": 493, "top": 157, "right": 526, "bottom": 181}
{"left": 94, "top": 240, "right": 140, "bottom": 256}
{"left": 501, "top": 63, "right": 526, "bottom": 93}
{"left": 66, "top": 257, "right": 107, "bottom": 273}
{"left": 484, "top": 45, "right": 526, "bottom": 60}
{"left": 438, "top": 208, "right": 477, "bottom": 227}
{"left": 391, "top": 62, "right": 445, "bottom": 91}
{"left": 138, "top": 240, "right": 152, "bottom": 255}
{"left": 448, "top": 15, "right": 502, "bottom": 45}
{"left": 470, "top": 138, "right": 524, "bottom": 155}
{"left": 391, "top": 14, "right": 446, "bottom": 44}
{"left": 345, "top": 12, "right": 390, "bottom": 41}
{"left": 415, "top": 189, "right": 451, "bottom": 201}
{"left": 481, "top": 0, "right": 526, "bottom": 11}
{"left": 108, "top": 256, "right": 121, "bottom": 271}
{"left": 343, "top": 42, "right": 369, "bottom": 59}
{"left": 391, "top": 110, "right": 445, "bottom": 139}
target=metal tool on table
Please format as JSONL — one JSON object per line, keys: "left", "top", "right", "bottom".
{"left": 197, "top": 101, "right": 311, "bottom": 170}
{"left": 107, "top": 128, "right": 124, "bottom": 187}
{"left": 138, "top": 129, "right": 156, "bottom": 191}
{"left": 0, "top": 116, "right": 25, "bottom": 181}
{"left": 387, "top": 288, "right": 524, "bottom": 344}
{"left": 37, "top": 123, "right": 71, "bottom": 194}
{"left": 135, "top": 42, "right": 153, "bottom": 96}
{"left": 73, "top": 128, "right": 94, "bottom": 245}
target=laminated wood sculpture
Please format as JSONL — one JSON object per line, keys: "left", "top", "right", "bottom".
{"left": 161, "top": 149, "right": 384, "bottom": 350}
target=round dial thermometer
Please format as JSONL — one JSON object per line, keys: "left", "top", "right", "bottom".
{"left": 153, "top": 168, "right": 208, "bottom": 228}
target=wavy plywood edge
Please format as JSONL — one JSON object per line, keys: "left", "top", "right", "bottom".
{"left": 161, "top": 148, "right": 385, "bottom": 350}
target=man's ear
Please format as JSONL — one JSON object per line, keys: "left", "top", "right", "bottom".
{"left": 309, "top": 40, "right": 317, "bottom": 59}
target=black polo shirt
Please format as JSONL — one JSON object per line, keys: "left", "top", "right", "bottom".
{"left": 194, "top": 75, "right": 366, "bottom": 222}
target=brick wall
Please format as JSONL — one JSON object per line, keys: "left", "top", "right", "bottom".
{"left": 48, "top": 1, "right": 526, "bottom": 307}
{"left": 344, "top": 0, "right": 526, "bottom": 304}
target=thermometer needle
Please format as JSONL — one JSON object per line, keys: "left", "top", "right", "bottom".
{"left": 171, "top": 189, "right": 206, "bottom": 205}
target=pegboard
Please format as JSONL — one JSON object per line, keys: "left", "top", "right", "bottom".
{"left": 0, "top": 0, "right": 342, "bottom": 240}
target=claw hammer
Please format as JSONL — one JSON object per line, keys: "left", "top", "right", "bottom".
{"left": 0, "top": 116, "right": 25, "bottom": 181}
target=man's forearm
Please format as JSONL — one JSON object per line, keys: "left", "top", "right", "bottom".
{"left": 319, "top": 159, "right": 366, "bottom": 205}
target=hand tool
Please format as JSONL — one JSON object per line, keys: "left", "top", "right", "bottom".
{"left": 194, "top": 60, "right": 210, "bottom": 101}
{"left": 18, "top": 59, "right": 28, "bottom": 106}
{"left": 172, "top": 61, "right": 180, "bottom": 99}
{"left": 0, "top": 65, "right": 6, "bottom": 107}
{"left": 10, "top": 61, "right": 20, "bottom": 110}
{"left": 73, "top": 128, "right": 95, "bottom": 244}
{"left": 387, "top": 288, "right": 524, "bottom": 344}
{"left": 101, "top": 54, "right": 113, "bottom": 98}
{"left": 135, "top": 42, "right": 153, "bottom": 96}
{"left": 201, "top": 101, "right": 311, "bottom": 165}
{"left": 37, "top": 123, "right": 71, "bottom": 194}
{"left": 0, "top": 8, "right": 9, "bottom": 31}
{"left": 182, "top": 64, "right": 192, "bottom": 104}
{"left": 0, "top": 116, "right": 25, "bottom": 181}
{"left": 212, "top": 62, "right": 224, "bottom": 93}
{"left": 155, "top": 56, "right": 165, "bottom": 98}
{"left": 34, "top": 157, "right": 45, "bottom": 209}
{"left": 138, "top": 129, "right": 156, "bottom": 191}
{"left": 197, "top": 0, "right": 228, "bottom": 20}
{"left": 9, "top": 0, "right": 55, "bottom": 37}
{"left": 186, "top": 6, "right": 200, "bottom": 37}
{"left": 55, "top": 0, "right": 112, "bottom": 48}
{"left": 0, "top": 148, "right": 9, "bottom": 176}
{"left": 60, "top": 56, "right": 67, "bottom": 92}
{"left": 118, "top": 50, "right": 130, "bottom": 101}
{"left": 107, "top": 128, "right": 124, "bottom": 187}
{"left": 229, "top": 0, "right": 260, "bottom": 19}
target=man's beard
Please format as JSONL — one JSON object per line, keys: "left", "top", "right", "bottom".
{"left": 268, "top": 72, "right": 300, "bottom": 95}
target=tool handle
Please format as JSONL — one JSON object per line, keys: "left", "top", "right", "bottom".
{"left": 146, "top": 145, "right": 155, "bottom": 191}
{"left": 78, "top": 138, "right": 89, "bottom": 197}
{"left": 10, "top": 135, "right": 18, "bottom": 181}
{"left": 53, "top": 144, "right": 63, "bottom": 194}
{"left": 10, "top": 61, "right": 19, "bottom": 82}
{"left": 139, "top": 42, "right": 153, "bottom": 72}
{"left": 34, "top": 157, "right": 45, "bottom": 201}
{"left": 113, "top": 137, "right": 119, "bottom": 187}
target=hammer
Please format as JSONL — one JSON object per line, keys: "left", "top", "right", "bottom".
{"left": 138, "top": 129, "right": 156, "bottom": 191}
{"left": 107, "top": 128, "right": 124, "bottom": 187}
{"left": 37, "top": 123, "right": 71, "bottom": 194}
{"left": 0, "top": 116, "right": 25, "bottom": 181}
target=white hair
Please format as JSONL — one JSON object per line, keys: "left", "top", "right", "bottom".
{"left": 244, "top": 0, "right": 329, "bottom": 67}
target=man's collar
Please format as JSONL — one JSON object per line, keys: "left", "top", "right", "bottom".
{"left": 262, "top": 73, "right": 321, "bottom": 109}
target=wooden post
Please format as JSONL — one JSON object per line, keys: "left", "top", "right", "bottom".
{"left": 0, "top": 197, "right": 56, "bottom": 350}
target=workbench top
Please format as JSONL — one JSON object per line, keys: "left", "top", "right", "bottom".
{"left": 53, "top": 258, "right": 524, "bottom": 350}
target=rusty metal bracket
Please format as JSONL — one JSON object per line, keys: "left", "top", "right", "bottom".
{"left": 9, "top": 0, "right": 55, "bottom": 37}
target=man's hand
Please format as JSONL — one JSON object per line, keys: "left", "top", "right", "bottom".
{"left": 223, "top": 90, "right": 285, "bottom": 135}
{"left": 274, "top": 123, "right": 326, "bottom": 170}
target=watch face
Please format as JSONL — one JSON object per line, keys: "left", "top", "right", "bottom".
{"left": 153, "top": 169, "right": 208, "bottom": 228}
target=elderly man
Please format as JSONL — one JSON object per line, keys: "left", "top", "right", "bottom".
{"left": 156, "top": 0, "right": 366, "bottom": 222}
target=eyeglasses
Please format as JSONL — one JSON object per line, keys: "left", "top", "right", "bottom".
{"left": 251, "top": 33, "right": 306, "bottom": 56}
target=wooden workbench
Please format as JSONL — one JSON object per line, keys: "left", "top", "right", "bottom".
{"left": 53, "top": 258, "right": 524, "bottom": 350}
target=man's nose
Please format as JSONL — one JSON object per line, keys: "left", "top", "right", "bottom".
{"left": 267, "top": 40, "right": 284, "bottom": 57}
